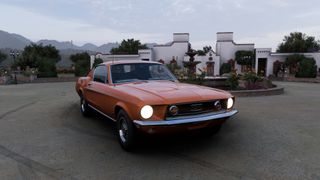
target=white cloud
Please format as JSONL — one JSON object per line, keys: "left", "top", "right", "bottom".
{"left": 1, "top": 0, "right": 320, "bottom": 49}
{"left": 0, "top": 4, "right": 165, "bottom": 45}
{"left": 167, "top": 0, "right": 196, "bottom": 16}
{"left": 294, "top": 11, "right": 320, "bottom": 18}
{"left": 191, "top": 41, "right": 214, "bottom": 50}
{"left": 237, "top": 25, "right": 320, "bottom": 51}
{"left": 267, "top": 0, "right": 290, "bottom": 8}
{"left": 237, "top": 33, "right": 284, "bottom": 51}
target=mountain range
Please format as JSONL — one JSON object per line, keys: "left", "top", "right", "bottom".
{"left": 0, "top": 30, "right": 156, "bottom": 53}
{"left": 0, "top": 30, "right": 157, "bottom": 67}
{"left": 0, "top": 30, "right": 120, "bottom": 53}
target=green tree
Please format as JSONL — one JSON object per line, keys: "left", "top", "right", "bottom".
{"left": 235, "top": 51, "right": 254, "bottom": 66}
{"left": 37, "top": 58, "right": 58, "bottom": 77}
{"left": 277, "top": 32, "right": 320, "bottom": 53}
{"left": 196, "top": 50, "right": 205, "bottom": 56}
{"left": 93, "top": 58, "right": 103, "bottom": 68}
{"left": 0, "top": 51, "right": 7, "bottom": 64}
{"left": 16, "top": 44, "right": 61, "bottom": 77}
{"left": 70, "top": 52, "right": 90, "bottom": 76}
{"left": 197, "top": 46, "right": 212, "bottom": 56}
{"left": 296, "top": 57, "right": 317, "bottom": 78}
{"left": 285, "top": 54, "right": 304, "bottom": 74}
{"left": 110, "top": 39, "right": 148, "bottom": 54}
{"left": 203, "top": 46, "right": 212, "bottom": 54}
{"left": 220, "top": 63, "right": 232, "bottom": 75}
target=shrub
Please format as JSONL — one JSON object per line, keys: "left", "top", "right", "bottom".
{"left": 166, "top": 63, "right": 181, "bottom": 75}
{"left": 296, "top": 58, "right": 317, "bottom": 78}
{"left": 70, "top": 52, "right": 90, "bottom": 76}
{"left": 74, "top": 61, "right": 90, "bottom": 76}
{"left": 226, "top": 73, "right": 239, "bottom": 90}
{"left": 242, "top": 72, "right": 263, "bottom": 89}
{"left": 37, "top": 58, "right": 58, "bottom": 77}
{"left": 197, "top": 68, "right": 206, "bottom": 84}
{"left": 220, "top": 63, "right": 232, "bottom": 75}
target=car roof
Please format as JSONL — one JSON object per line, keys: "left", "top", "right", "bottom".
{"left": 102, "top": 60, "right": 162, "bottom": 66}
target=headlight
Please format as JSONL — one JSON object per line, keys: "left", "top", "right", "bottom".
{"left": 227, "top": 98, "right": 234, "bottom": 109}
{"left": 140, "top": 105, "right": 153, "bottom": 119}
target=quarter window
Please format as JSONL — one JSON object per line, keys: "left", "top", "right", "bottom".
{"left": 93, "top": 65, "right": 108, "bottom": 83}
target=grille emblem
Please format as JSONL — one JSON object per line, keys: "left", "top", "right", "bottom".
{"left": 190, "top": 103, "right": 202, "bottom": 112}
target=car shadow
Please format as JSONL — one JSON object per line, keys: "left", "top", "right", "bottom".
{"left": 134, "top": 130, "right": 223, "bottom": 153}
{"left": 66, "top": 102, "right": 228, "bottom": 154}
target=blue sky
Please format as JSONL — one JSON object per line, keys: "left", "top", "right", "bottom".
{"left": 1, "top": 0, "right": 320, "bottom": 50}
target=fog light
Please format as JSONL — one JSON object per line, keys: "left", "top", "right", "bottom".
{"left": 169, "top": 105, "right": 179, "bottom": 116}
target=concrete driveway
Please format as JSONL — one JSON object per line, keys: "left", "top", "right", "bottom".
{"left": 0, "top": 81, "right": 319, "bottom": 180}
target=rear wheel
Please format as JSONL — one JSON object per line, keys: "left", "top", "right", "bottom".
{"left": 80, "top": 96, "right": 92, "bottom": 117}
{"left": 116, "top": 110, "right": 136, "bottom": 151}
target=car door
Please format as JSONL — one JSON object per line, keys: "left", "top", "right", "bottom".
{"left": 85, "top": 65, "right": 111, "bottom": 115}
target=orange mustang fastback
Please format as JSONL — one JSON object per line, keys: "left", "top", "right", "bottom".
{"left": 76, "top": 60, "right": 238, "bottom": 150}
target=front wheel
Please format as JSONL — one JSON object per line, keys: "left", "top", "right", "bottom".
{"left": 80, "top": 97, "right": 92, "bottom": 117}
{"left": 116, "top": 110, "right": 136, "bottom": 151}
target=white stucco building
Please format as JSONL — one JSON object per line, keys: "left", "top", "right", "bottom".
{"left": 185, "top": 32, "right": 255, "bottom": 76}
{"left": 215, "top": 32, "right": 254, "bottom": 73}
{"left": 91, "top": 32, "right": 223, "bottom": 76}
{"left": 185, "top": 50, "right": 221, "bottom": 76}
{"left": 255, "top": 48, "right": 320, "bottom": 76}
{"left": 91, "top": 33, "right": 190, "bottom": 68}
{"left": 91, "top": 32, "right": 320, "bottom": 77}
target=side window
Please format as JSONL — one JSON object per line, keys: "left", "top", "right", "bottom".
{"left": 93, "top": 66, "right": 108, "bottom": 83}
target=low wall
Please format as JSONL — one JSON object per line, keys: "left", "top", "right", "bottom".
{"left": 203, "top": 77, "right": 228, "bottom": 89}
{"left": 30, "top": 77, "right": 78, "bottom": 83}
{"left": 0, "top": 76, "right": 78, "bottom": 85}
{"left": 230, "top": 86, "right": 284, "bottom": 97}
{"left": 270, "top": 75, "right": 320, "bottom": 83}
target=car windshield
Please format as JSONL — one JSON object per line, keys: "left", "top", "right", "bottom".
{"left": 111, "top": 63, "right": 177, "bottom": 84}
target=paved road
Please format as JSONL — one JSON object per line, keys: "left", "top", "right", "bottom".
{"left": 0, "top": 82, "right": 319, "bottom": 180}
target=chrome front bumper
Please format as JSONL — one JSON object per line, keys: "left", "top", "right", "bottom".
{"left": 133, "top": 109, "right": 238, "bottom": 126}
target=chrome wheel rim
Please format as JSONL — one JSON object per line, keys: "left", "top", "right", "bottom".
{"left": 119, "top": 117, "right": 128, "bottom": 143}
{"left": 81, "top": 99, "right": 85, "bottom": 112}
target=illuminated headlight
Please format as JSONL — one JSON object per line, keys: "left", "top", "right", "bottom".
{"left": 140, "top": 105, "right": 153, "bottom": 119}
{"left": 227, "top": 98, "right": 234, "bottom": 109}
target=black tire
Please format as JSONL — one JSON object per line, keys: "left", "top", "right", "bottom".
{"left": 80, "top": 96, "right": 92, "bottom": 117}
{"left": 116, "top": 110, "right": 136, "bottom": 151}
{"left": 201, "top": 124, "right": 222, "bottom": 137}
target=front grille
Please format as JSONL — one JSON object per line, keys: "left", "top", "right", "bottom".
{"left": 166, "top": 99, "right": 227, "bottom": 118}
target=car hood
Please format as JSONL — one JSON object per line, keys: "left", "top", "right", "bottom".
{"left": 115, "top": 81, "right": 232, "bottom": 105}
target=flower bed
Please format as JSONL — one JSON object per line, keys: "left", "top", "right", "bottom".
{"left": 179, "top": 72, "right": 284, "bottom": 97}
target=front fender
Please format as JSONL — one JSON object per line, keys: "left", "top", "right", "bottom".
{"left": 115, "top": 101, "right": 140, "bottom": 121}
